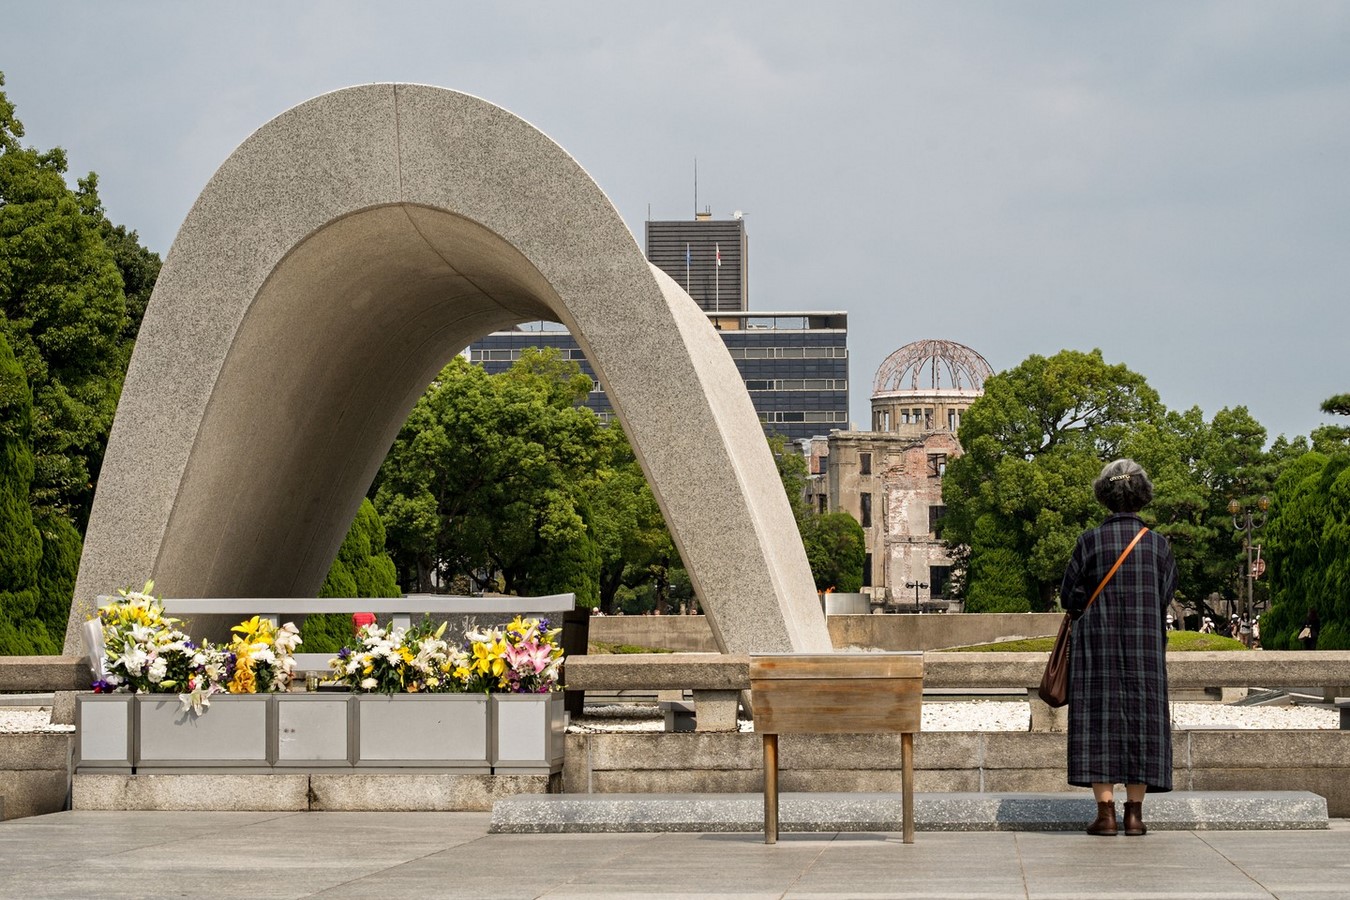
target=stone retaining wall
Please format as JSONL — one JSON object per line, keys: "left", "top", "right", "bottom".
{"left": 0, "top": 733, "right": 71, "bottom": 820}
{"left": 563, "top": 730, "right": 1350, "bottom": 817}
{"left": 9, "top": 728, "right": 1348, "bottom": 818}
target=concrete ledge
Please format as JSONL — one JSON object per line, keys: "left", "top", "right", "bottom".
{"left": 566, "top": 650, "right": 1350, "bottom": 693}
{"left": 488, "top": 791, "right": 1329, "bottom": 834}
{"left": 310, "top": 773, "right": 555, "bottom": 812}
{"left": 71, "top": 772, "right": 556, "bottom": 812}
{"left": 567, "top": 653, "right": 748, "bottom": 691}
{"left": 74, "top": 774, "right": 310, "bottom": 811}
{"left": 0, "top": 657, "right": 92, "bottom": 692}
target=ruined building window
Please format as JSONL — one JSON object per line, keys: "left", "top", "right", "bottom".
{"left": 924, "top": 408, "right": 933, "bottom": 430}
{"left": 818, "top": 494, "right": 828, "bottom": 515}
{"left": 927, "top": 453, "right": 947, "bottom": 478}
{"left": 929, "top": 565, "right": 951, "bottom": 598}
{"left": 928, "top": 505, "right": 946, "bottom": 532}
{"left": 859, "top": 452, "right": 872, "bottom": 475}
{"left": 863, "top": 552, "right": 873, "bottom": 588}
{"left": 860, "top": 492, "right": 873, "bottom": 528}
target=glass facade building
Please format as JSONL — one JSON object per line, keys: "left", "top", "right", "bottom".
{"left": 467, "top": 311, "right": 849, "bottom": 443}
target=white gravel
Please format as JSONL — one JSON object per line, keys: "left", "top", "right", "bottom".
{"left": 567, "top": 701, "right": 1341, "bottom": 734}
{"left": 0, "top": 708, "right": 74, "bottom": 733}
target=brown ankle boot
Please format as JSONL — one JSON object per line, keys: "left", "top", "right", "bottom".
{"left": 1123, "top": 801, "right": 1146, "bottom": 836}
{"left": 1086, "top": 801, "right": 1117, "bottom": 836}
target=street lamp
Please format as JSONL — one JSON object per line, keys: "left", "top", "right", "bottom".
{"left": 905, "top": 580, "right": 928, "bottom": 614}
{"left": 1228, "top": 496, "right": 1271, "bottom": 645}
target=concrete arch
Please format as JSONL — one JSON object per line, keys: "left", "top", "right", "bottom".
{"left": 66, "top": 84, "right": 830, "bottom": 656}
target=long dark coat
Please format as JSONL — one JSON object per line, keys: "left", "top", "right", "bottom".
{"left": 1061, "top": 512, "right": 1178, "bottom": 791}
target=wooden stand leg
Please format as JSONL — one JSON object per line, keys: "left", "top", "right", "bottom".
{"left": 901, "top": 731, "right": 915, "bottom": 844}
{"left": 763, "top": 732, "right": 779, "bottom": 844}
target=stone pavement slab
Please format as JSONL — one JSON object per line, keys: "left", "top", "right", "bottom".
{"left": 489, "top": 791, "right": 1329, "bottom": 834}
{"left": 2, "top": 811, "right": 1348, "bottom": 898}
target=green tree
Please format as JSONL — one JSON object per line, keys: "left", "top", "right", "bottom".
{"left": 374, "top": 349, "right": 602, "bottom": 606}
{"left": 802, "top": 512, "right": 866, "bottom": 593}
{"left": 1311, "top": 393, "right": 1350, "bottom": 453}
{"left": 0, "top": 330, "right": 58, "bottom": 653}
{"left": 589, "top": 426, "right": 685, "bottom": 614}
{"left": 1262, "top": 394, "right": 1350, "bottom": 649}
{"left": 1263, "top": 451, "right": 1350, "bottom": 649}
{"left": 79, "top": 177, "right": 161, "bottom": 343}
{"left": 1121, "top": 405, "right": 1277, "bottom": 619}
{"left": 0, "top": 73, "right": 133, "bottom": 529}
{"left": 301, "top": 497, "right": 402, "bottom": 652}
{"left": 769, "top": 433, "right": 811, "bottom": 522}
{"left": 942, "top": 349, "right": 1160, "bottom": 611}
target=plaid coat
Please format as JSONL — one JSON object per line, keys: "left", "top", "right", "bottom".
{"left": 1061, "top": 513, "right": 1178, "bottom": 791}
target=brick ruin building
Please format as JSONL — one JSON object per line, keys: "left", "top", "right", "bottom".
{"left": 806, "top": 339, "right": 993, "bottom": 611}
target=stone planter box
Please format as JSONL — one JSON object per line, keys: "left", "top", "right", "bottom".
{"left": 136, "top": 694, "right": 272, "bottom": 771}
{"left": 276, "top": 694, "right": 353, "bottom": 768}
{"left": 354, "top": 694, "right": 491, "bottom": 773}
{"left": 491, "top": 693, "right": 565, "bottom": 774}
{"left": 74, "top": 694, "right": 135, "bottom": 771}
{"left": 76, "top": 691, "right": 561, "bottom": 775}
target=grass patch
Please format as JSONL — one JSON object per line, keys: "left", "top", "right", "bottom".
{"left": 586, "top": 641, "right": 675, "bottom": 655}
{"left": 1166, "top": 630, "right": 1250, "bottom": 652}
{"left": 940, "top": 631, "right": 1251, "bottom": 652}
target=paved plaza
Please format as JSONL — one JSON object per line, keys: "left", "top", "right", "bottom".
{"left": 1, "top": 810, "right": 1348, "bottom": 898}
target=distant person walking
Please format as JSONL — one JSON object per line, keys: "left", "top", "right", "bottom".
{"left": 1061, "top": 459, "right": 1178, "bottom": 837}
{"left": 1299, "top": 608, "right": 1320, "bottom": 650}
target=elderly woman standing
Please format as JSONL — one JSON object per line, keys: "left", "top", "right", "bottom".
{"left": 1061, "top": 459, "right": 1178, "bottom": 836}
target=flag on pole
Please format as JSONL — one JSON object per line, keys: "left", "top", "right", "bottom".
{"left": 714, "top": 243, "right": 721, "bottom": 311}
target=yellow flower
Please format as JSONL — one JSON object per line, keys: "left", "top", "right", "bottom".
{"left": 229, "top": 660, "right": 257, "bottom": 694}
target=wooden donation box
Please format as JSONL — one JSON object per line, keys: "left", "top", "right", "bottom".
{"left": 749, "top": 652, "right": 923, "bottom": 844}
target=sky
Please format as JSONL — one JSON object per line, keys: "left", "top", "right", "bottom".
{"left": 3, "top": 2, "right": 1348, "bottom": 443}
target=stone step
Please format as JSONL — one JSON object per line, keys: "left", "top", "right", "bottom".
{"left": 488, "top": 790, "right": 1329, "bottom": 834}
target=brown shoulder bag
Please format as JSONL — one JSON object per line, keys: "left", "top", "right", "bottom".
{"left": 1038, "top": 527, "right": 1149, "bottom": 707}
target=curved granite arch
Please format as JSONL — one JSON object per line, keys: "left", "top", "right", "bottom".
{"left": 65, "top": 84, "right": 831, "bottom": 656}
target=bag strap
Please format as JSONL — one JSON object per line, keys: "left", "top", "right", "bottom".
{"left": 1084, "top": 527, "right": 1149, "bottom": 611}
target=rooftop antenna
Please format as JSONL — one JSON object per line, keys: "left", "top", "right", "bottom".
{"left": 693, "top": 157, "right": 698, "bottom": 218}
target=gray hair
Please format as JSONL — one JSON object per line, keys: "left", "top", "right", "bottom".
{"left": 1093, "top": 458, "right": 1154, "bottom": 513}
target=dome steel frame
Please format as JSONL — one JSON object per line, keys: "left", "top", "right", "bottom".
{"left": 872, "top": 339, "right": 993, "bottom": 397}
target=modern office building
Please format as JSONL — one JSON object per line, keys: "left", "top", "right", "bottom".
{"left": 645, "top": 212, "right": 748, "bottom": 312}
{"left": 467, "top": 213, "right": 849, "bottom": 443}
{"left": 467, "top": 311, "right": 848, "bottom": 442}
